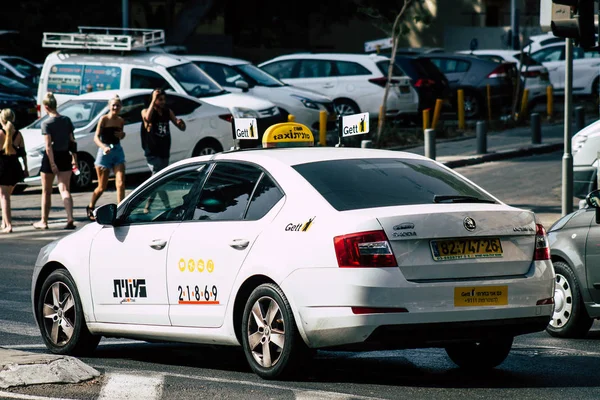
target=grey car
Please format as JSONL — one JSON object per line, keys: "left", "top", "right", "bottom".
{"left": 547, "top": 189, "right": 600, "bottom": 338}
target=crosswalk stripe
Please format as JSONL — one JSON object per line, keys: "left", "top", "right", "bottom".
{"left": 98, "top": 373, "right": 163, "bottom": 400}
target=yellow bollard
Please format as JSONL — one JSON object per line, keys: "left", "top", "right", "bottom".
{"left": 319, "top": 110, "right": 327, "bottom": 146}
{"left": 422, "top": 108, "right": 430, "bottom": 130}
{"left": 486, "top": 84, "right": 492, "bottom": 122}
{"left": 457, "top": 89, "right": 465, "bottom": 130}
{"left": 519, "top": 88, "right": 530, "bottom": 120}
{"left": 288, "top": 114, "right": 295, "bottom": 122}
{"left": 431, "top": 99, "right": 443, "bottom": 129}
{"left": 547, "top": 85, "right": 554, "bottom": 120}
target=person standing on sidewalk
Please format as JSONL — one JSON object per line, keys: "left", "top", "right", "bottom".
{"left": 0, "top": 109, "right": 26, "bottom": 233}
{"left": 33, "top": 93, "right": 78, "bottom": 230}
{"left": 141, "top": 89, "right": 186, "bottom": 174}
{"left": 86, "top": 95, "right": 126, "bottom": 221}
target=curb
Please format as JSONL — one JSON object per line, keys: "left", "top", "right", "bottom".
{"left": 442, "top": 142, "right": 564, "bottom": 169}
{"left": 0, "top": 348, "right": 100, "bottom": 389}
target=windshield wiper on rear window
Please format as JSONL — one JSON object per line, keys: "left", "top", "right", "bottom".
{"left": 433, "top": 195, "right": 496, "bottom": 204}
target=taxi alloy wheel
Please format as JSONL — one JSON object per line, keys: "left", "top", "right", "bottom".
{"left": 546, "top": 261, "right": 593, "bottom": 338}
{"left": 37, "top": 269, "right": 100, "bottom": 355}
{"left": 445, "top": 337, "right": 513, "bottom": 370}
{"left": 241, "top": 283, "right": 309, "bottom": 379}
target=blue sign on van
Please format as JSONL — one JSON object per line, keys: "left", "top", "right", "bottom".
{"left": 48, "top": 64, "right": 121, "bottom": 95}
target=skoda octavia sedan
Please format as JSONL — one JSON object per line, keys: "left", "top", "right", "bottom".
{"left": 31, "top": 147, "right": 555, "bottom": 379}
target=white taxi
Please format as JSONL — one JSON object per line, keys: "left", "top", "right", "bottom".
{"left": 31, "top": 118, "right": 555, "bottom": 380}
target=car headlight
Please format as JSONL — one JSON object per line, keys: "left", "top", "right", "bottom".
{"left": 291, "top": 95, "right": 319, "bottom": 110}
{"left": 231, "top": 107, "right": 260, "bottom": 118}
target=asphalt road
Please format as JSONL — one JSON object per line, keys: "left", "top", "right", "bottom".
{"left": 1, "top": 151, "right": 600, "bottom": 399}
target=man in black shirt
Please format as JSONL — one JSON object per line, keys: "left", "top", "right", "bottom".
{"left": 141, "top": 89, "right": 186, "bottom": 174}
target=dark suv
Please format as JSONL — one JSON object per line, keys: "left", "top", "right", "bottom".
{"left": 394, "top": 55, "right": 451, "bottom": 112}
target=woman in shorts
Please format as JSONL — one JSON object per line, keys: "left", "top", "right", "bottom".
{"left": 33, "top": 93, "right": 78, "bottom": 230}
{"left": 86, "top": 95, "right": 126, "bottom": 220}
{"left": 0, "top": 109, "right": 26, "bottom": 233}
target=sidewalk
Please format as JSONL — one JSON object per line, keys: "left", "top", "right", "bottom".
{"left": 391, "top": 121, "right": 566, "bottom": 167}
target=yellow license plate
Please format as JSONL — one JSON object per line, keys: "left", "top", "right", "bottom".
{"left": 430, "top": 238, "right": 503, "bottom": 261}
{"left": 454, "top": 286, "right": 508, "bottom": 307}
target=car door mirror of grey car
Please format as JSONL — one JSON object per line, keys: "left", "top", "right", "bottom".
{"left": 235, "top": 80, "right": 250, "bottom": 92}
{"left": 95, "top": 204, "right": 117, "bottom": 226}
{"left": 585, "top": 190, "right": 600, "bottom": 223}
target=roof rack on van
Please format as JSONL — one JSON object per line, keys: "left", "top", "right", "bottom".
{"left": 42, "top": 26, "right": 165, "bottom": 51}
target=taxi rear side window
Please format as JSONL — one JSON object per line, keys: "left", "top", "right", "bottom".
{"left": 293, "top": 158, "right": 495, "bottom": 211}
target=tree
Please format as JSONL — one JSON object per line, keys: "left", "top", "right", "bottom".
{"left": 357, "top": 0, "right": 431, "bottom": 145}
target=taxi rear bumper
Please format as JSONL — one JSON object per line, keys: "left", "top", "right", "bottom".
{"left": 280, "top": 261, "right": 554, "bottom": 349}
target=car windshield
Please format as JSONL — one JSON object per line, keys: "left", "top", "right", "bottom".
{"left": 236, "top": 64, "right": 285, "bottom": 87}
{"left": 3, "top": 57, "right": 40, "bottom": 77}
{"left": 293, "top": 158, "right": 496, "bottom": 211}
{"left": 29, "top": 99, "right": 107, "bottom": 130}
{"left": 167, "top": 62, "right": 226, "bottom": 98}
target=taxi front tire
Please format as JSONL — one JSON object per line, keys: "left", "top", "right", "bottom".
{"left": 241, "top": 283, "right": 310, "bottom": 380}
{"left": 37, "top": 269, "right": 100, "bottom": 356}
{"left": 445, "top": 337, "right": 513, "bottom": 369}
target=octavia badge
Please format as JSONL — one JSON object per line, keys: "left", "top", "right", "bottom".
{"left": 463, "top": 217, "right": 476, "bottom": 231}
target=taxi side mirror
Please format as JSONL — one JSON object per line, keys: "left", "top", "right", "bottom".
{"left": 95, "top": 204, "right": 117, "bottom": 226}
{"left": 585, "top": 190, "right": 600, "bottom": 224}
{"left": 235, "top": 80, "right": 250, "bottom": 92}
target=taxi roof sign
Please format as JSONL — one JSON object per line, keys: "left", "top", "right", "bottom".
{"left": 233, "top": 118, "right": 258, "bottom": 140}
{"left": 262, "top": 122, "right": 314, "bottom": 148}
{"left": 341, "top": 112, "right": 369, "bottom": 137}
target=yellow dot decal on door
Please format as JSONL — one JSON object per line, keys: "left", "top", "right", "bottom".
{"left": 197, "top": 259, "right": 205, "bottom": 272}
{"left": 207, "top": 260, "right": 214, "bottom": 273}
{"left": 188, "top": 259, "right": 195, "bottom": 272}
{"left": 178, "top": 258, "right": 186, "bottom": 272}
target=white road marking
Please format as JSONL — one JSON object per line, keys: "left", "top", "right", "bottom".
{"left": 1, "top": 339, "right": 143, "bottom": 350}
{"left": 0, "top": 320, "right": 41, "bottom": 337}
{"left": 295, "top": 390, "right": 364, "bottom": 399}
{"left": 0, "top": 391, "right": 74, "bottom": 400}
{"left": 98, "top": 373, "right": 163, "bottom": 400}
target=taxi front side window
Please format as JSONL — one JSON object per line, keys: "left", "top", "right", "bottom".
{"left": 192, "top": 162, "right": 264, "bottom": 222}
{"left": 120, "top": 167, "right": 207, "bottom": 224}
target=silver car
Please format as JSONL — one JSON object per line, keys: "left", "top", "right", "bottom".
{"left": 547, "top": 189, "right": 600, "bottom": 338}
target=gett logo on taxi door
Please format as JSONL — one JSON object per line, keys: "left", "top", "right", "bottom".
{"left": 285, "top": 217, "right": 316, "bottom": 232}
{"left": 234, "top": 118, "right": 257, "bottom": 139}
{"left": 341, "top": 112, "right": 369, "bottom": 137}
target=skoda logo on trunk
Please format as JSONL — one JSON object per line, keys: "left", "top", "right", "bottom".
{"left": 463, "top": 217, "right": 476, "bottom": 231}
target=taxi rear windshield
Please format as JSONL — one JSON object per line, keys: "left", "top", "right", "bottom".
{"left": 293, "top": 158, "right": 496, "bottom": 211}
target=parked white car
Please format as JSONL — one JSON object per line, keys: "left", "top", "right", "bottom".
{"left": 523, "top": 33, "right": 565, "bottom": 54}
{"left": 21, "top": 89, "right": 234, "bottom": 191}
{"left": 531, "top": 43, "right": 600, "bottom": 97}
{"left": 458, "top": 49, "right": 552, "bottom": 103}
{"left": 259, "top": 53, "right": 419, "bottom": 119}
{"left": 571, "top": 119, "right": 600, "bottom": 198}
{"left": 185, "top": 55, "right": 337, "bottom": 135}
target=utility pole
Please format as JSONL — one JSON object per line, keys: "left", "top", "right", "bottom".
{"left": 122, "top": 0, "right": 129, "bottom": 29}
{"left": 511, "top": 0, "right": 520, "bottom": 50}
{"left": 562, "top": 38, "right": 574, "bottom": 216}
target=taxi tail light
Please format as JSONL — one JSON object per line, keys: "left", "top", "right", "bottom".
{"left": 368, "top": 77, "right": 399, "bottom": 88}
{"left": 36, "top": 104, "right": 41, "bottom": 119}
{"left": 334, "top": 230, "right": 397, "bottom": 268}
{"left": 523, "top": 70, "right": 541, "bottom": 78}
{"left": 534, "top": 223, "right": 551, "bottom": 261}
{"left": 219, "top": 113, "right": 233, "bottom": 123}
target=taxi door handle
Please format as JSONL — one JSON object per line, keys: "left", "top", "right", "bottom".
{"left": 230, "top": 239, "right": 250, "bottom": 250}
{"left": 149, "top": 239, "right": 168, "bottom": 250}
{"left": 322, "top": 83, "right": 334, "bottom": 88}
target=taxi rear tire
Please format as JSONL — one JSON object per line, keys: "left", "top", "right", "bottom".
{"left": 546, "top": 261, "right": 593, "bottom": 338}
{"left": 445, "top": 337, "right": 513, "bottom": 369}
{"left": 241, "top": 283, "right": 309, "bottom": 380}
{"left": 37, "top": 269, "right": 100, "bottom": 356}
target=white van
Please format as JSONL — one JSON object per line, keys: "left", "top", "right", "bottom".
{"left": 37, "top": 28, "right": 284, "bottom": 133}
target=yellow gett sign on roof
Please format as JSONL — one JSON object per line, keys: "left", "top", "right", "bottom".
{"left": 262, "top": 122, "right": 314, "bottom": 148}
